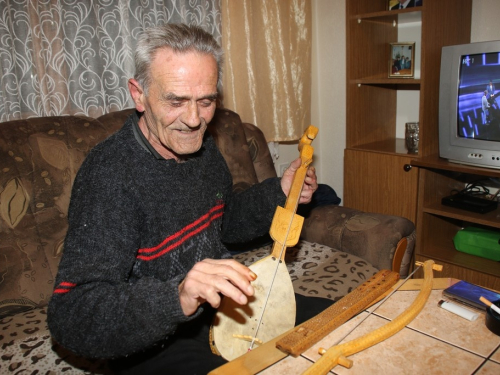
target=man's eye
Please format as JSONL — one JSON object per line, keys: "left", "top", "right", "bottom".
{"left": 199, "top": 100, "right": 214, "bottom": 107}
{"left": 170, "top": 101, "right": 183, "bottom": 107}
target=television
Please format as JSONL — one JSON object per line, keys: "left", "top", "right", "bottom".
{"left": 439, "top": 40, "right": 500, "bottom": 170}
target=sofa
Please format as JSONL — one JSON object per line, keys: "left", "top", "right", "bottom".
{"left": 0, "top": 108, "right": 415, "bottom": 373}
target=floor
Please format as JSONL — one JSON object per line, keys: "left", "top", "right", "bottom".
{"left": 260, "top": 285, "right": 500, "bottom": 374}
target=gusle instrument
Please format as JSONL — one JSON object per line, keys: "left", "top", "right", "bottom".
{"left": 210, "top": 125, "right": 318, "bottom": 361}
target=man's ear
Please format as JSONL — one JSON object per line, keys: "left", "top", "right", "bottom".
{"left": 128, "top": 79, "right": 146, "bottom": 112}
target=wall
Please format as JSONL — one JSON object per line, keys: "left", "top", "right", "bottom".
{"left": 470, "top": 0, "right": 500, "bottom": 42}
{"left": 275, "top": 0, "right": 345, "bottom": 201}
{"left": 311, "top": 0, "right": 346, "bottom": 199}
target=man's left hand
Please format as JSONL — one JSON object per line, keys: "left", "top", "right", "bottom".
{"left": 280, "top": 158, "right": 318, "bottom": 204}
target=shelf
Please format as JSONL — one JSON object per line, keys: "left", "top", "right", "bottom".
{"left": 349, "top": 138, "right": 415, "bottom": 156}
{"left": 418, "top": 240, "right": 500, "bottom": 279}
{"left": 353, "top": 78, "right": 421, "bottom": 86}
{"left": 422, "top": 202, "right": 500, "bottom": 229}
{"left": 415, "top": 154, "right": 500, "bottom": 289}
{"left": 411, "top": 154, "right": 500, "bottom": 178}
{"left": 352, "top": 8, "right": 422, "bottom": 22}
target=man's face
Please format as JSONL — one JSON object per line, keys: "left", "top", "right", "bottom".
{"left": 131, "top": 48, "right": 218, "bottom": 160}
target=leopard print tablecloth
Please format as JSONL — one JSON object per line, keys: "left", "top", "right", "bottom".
{"left": 0, "top": 240, "right": 377, "bottom": 373}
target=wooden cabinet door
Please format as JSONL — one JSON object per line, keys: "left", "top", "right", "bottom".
{"left": 344, "top": 149, "right": 419, "bottom": 222}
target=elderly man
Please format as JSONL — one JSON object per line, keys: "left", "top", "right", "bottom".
{"left": 48, "top": 24, "right": 323, "bottom": 374}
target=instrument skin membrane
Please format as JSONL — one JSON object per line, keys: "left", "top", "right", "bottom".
{"left": 210, "top": 126, "right": 318, "bottom": 361}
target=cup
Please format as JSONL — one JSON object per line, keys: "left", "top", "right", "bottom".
{"left": 405, "top": 122, "right": 419, "bottom": 154}
{"left": 485, "top": 300, "right": 500, "bottom": 336}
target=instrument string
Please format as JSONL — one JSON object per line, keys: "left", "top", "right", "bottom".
{"left": 330, "top": 265, "right": 423, "bottom": 347}
{"left": 249, "top": 165, "right": 308, "bottom": 351}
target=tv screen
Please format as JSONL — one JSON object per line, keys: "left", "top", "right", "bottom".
{"left": 457, "top": 52, "right": 500, "bottom": 142}
{"left": 439, "top": 40, "right": 500, "bottom": 170}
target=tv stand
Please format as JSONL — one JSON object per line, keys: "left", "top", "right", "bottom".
{"left": 411, "top": 154, "right": 500, "bottom": 290}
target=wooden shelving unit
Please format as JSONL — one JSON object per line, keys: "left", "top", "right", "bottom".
{"left": 344, "top": 0, "right": 472, "bottom": 222}
{"left": 412, "top": 155, "right": 500, "bottom": 290}
{"left": 344, "top": 1, "right": 500, "bottom": 289}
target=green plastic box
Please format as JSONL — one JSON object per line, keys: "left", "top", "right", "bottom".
{"left": 453, "top": 227, "right": 500, "bottom": 261}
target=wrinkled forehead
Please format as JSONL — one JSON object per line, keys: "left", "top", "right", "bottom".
{"left": 148, "top": 48, "right": 218, "bottom": 93}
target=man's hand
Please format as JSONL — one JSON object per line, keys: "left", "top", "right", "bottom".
{"left": 280, "top": 158, "right": 318, "bottom": 204}
{"left": 178, "top": 259, "right": 257, "bottom": 316}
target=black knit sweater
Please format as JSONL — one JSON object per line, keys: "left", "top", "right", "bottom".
{"left": 47, "top": 115, "right": 285, "bottom": 359}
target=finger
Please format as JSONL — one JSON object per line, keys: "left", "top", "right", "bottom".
{"left": 299, "top": 191, "right": 314, "bottom": 204}
{"left": 178, "top": 278, "right": 205, "bottom": 316}
{"left": 202, "top": 258, "right": 257, "bottom": 285}
{"left": 192, "top": 260, "right": 255, "bottom": 298}
{"left": 183, "top": 268, "right": 248, "bottom": 308}
{"left": 202, "top": 282, "right": 224, "bottom": 307}
{"left": 210, "top": 275, "right": 249, "bottom": 306}
{"left": 179, "top": 268, "right": 247, "bottom": 315}
{"left": 284, "top": 158, "right": 301, "bottom": 175}
{"left": 306, "top": 167, "right": 317, "bottom": 180}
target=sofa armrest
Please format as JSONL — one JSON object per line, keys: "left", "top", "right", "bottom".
{"left": 300, "top": 205, "right": 416, "bottom": 277}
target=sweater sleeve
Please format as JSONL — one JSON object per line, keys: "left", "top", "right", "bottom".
{"left": 47, "top": 153, "right": 195, "bottom": 359}
{"left": 221, "top": 177, "right": 286, "bottom": 244}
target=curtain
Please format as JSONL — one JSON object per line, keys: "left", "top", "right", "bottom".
{"left": 220, "top": 0, "right": 311, "bottom": 142}
{"left": 0, "top": 0, "right": 221, "bottom": 121}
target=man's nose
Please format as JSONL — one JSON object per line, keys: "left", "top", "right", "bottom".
{"left": 182, "top": 101, "right": 201, "bottom": 127}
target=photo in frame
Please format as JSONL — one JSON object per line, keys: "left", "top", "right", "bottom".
{"left": 389, "top": 42, "right": 415, "bottom": 78}
{"left": 388, "top": 0, "right": 423, "bottom": 11}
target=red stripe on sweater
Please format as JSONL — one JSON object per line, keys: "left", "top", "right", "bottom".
{"left": 137, "top": 205, "right": 224, "bottom": 261}
{"left": 53, "top": 281, "right": 76, "bottom": 294}
{"left": 60, "top": 282, "right": 77, "bottom": 287}
{"left": 138, "top": 204, "right": 224, "bottom": 254}
{"left": 53, "top": 288, "right": 72, "bottom": 294}
{"left": 137, "top": 211, "right": 223, "bottom": 261}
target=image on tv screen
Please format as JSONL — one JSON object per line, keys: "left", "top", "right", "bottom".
{"left": 457, "top": 52, "right": 500, "bottom": 142}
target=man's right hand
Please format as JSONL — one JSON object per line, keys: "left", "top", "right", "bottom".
{"left": 178, "top": 259, "right": 257, "bottom": 316}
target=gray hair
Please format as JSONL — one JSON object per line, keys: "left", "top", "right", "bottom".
{"left": 134, "top": 23, "right": 223, "bottom": 94}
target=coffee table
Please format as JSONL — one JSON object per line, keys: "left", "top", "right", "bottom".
{"left": 257, "top": 278, "right": 500, "bottom": 374}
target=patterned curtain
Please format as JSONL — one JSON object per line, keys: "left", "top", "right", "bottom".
{"left": 220, "top": 0, "right": 312, "bottom": 142}
{"left": 0, "top": 0, "right": 221, "bottom": 121}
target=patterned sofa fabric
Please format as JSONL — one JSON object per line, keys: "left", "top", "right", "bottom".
{"left": 0, "top": 116, "right": 115, "bottom": 319}
{"left": 0, "top": 307, "right": 111, "bottom": 374}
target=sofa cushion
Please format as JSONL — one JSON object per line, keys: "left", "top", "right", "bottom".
{"left": 0, "top": 116, "right": 115, "bottom": 318}
{"left": 301, "top": 206, "right": 415, "bottom": 276}
{"left": 96, "top": 108, "right": 136, "bottom": 134}
{"left": 241, "top": 122, "right": 277, "bottom": 182}
{"left": 208, "top": 109, "right": 259, "bottom": 192}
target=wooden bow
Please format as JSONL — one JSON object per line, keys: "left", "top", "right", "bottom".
{"left": 303, "top": 260, "right": 441, "bottom": 375}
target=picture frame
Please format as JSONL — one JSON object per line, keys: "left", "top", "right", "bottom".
{"left": 389, "top": 42, "right": 415, "bottom": 78}
{"left": 388, "top": 0, "right": 423, "bottom": 11}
